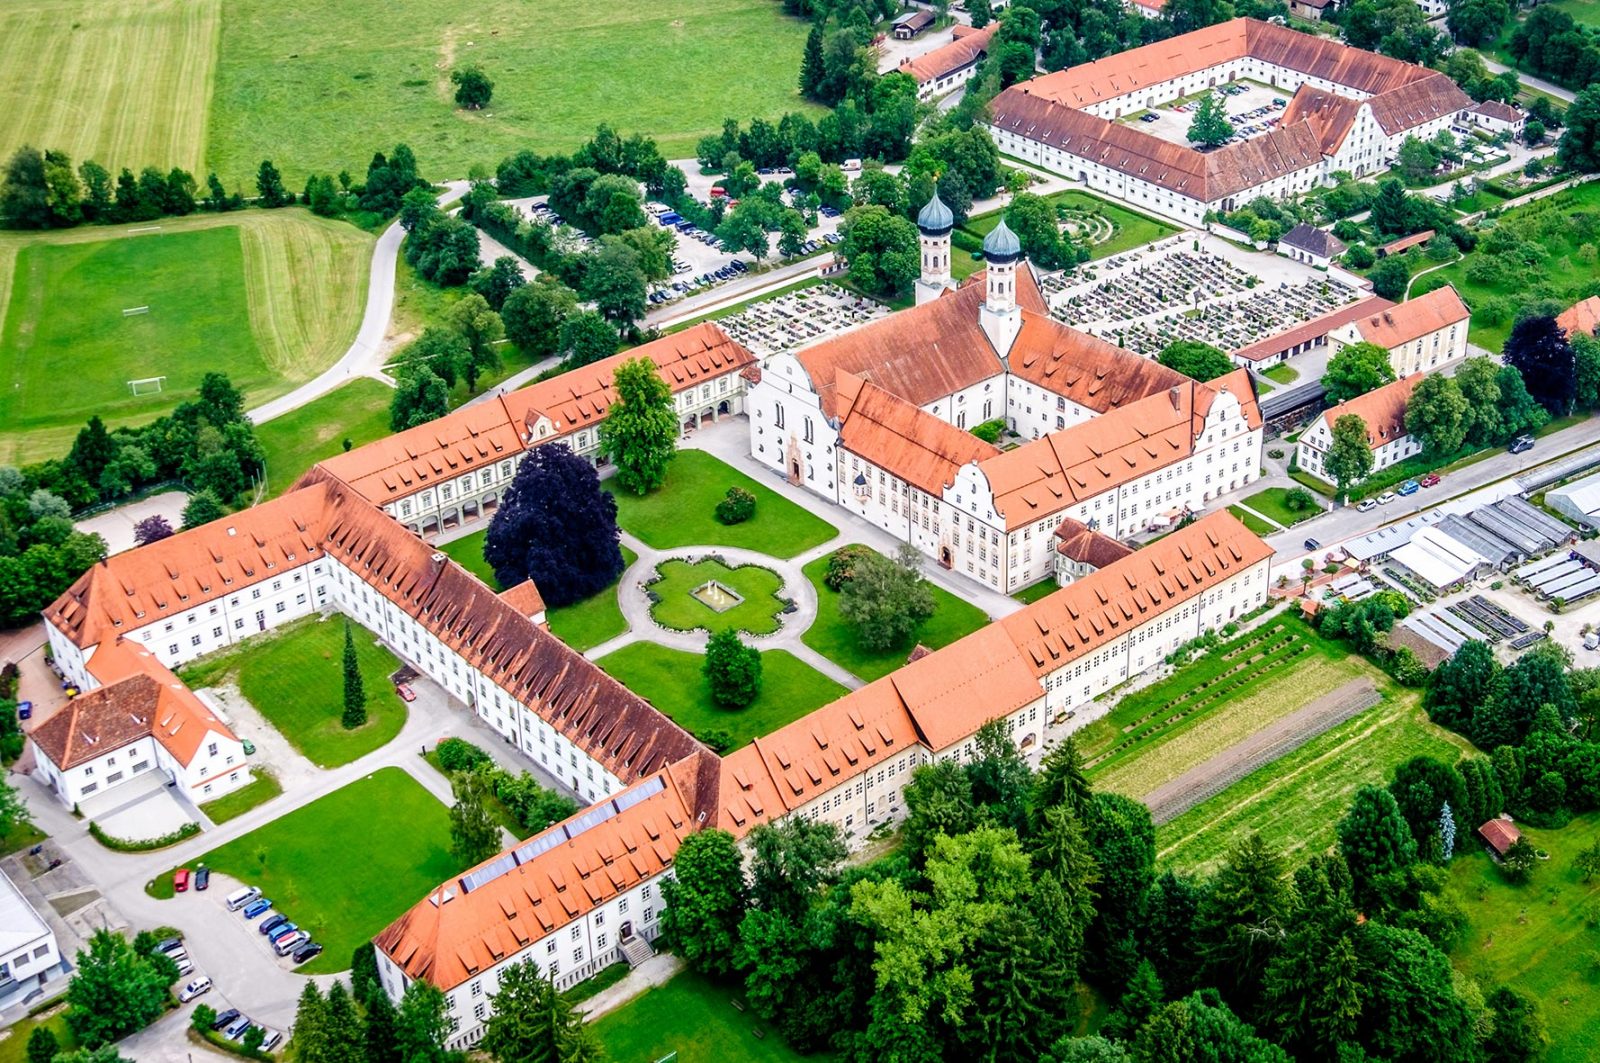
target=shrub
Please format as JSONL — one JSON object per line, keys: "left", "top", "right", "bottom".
{"left": 435, "top": 737, "right": 492, "bottom": 774}
{"left": 825, "top": 544, "right": 873, "bottom": 592}
{"left": 1283, "top": 487, "right": 1316, "bottom": 512}
{"left": 971, "top": 418, "right": 1005, "bottom": 444}
{"left": 713, "top": 487, "right": 756, "bottom": 525}
{"left": 1343, "top": 244, "right": 1375, "bottom": 269}
{"left": 89, "top": 820, "right": 200, "bottom": 852}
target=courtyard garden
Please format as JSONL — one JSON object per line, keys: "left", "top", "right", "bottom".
{"left": 178, "top": 615, "right": 405, "bottom": 768}
{"left": 197, "top": 769, "right": 283, "bottom": 825}
{"left": 147, "top": 768, "right": 456, "bottom": 974}
{"left": 800, "top": 549, "right": 990, "bottom": 683}
{"left": 963, "top": 189, "right": 1179, "bottom": 261}
{"left": 648, "top": 557, "right": 787, "bottom": 636}
{"left": 1226, "top": 505, "right": 1277, "bottom": 536}
{"left": 1446, "top": 814, "right": 1600, "bottom": 1063}
{"left": 591, "top": 969, "right": 809, "bottom": 1063}
{"left": 0, "top": 211, "right": 371, "bottom": 464}
{"left": 1238, "top": 486, "right": 1319, "bottom": 528}
{"left": 612, "top": 450, "right": 837, "bottom": 558}
{"left": 594, "top": 643, "right": 846, "bottom": 750}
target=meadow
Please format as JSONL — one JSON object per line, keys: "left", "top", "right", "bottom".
{"left": 0, "top": 211, "right": 371, "bottom": 463}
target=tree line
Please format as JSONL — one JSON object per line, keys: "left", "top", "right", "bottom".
{"left": 0, "top": 373, "right": 264, "bottom": 627}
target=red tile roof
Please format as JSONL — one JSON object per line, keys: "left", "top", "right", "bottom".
{"left": 1054, "top": 517, "right": 1135, "bottom": 568}
{"left": 1558, "top": 296, "right": 1600, "bottom": 340}
{"left": 1314, "top": 373, "right": 1422, "bottom": 450}
{"left": 900, "top": 23, "right": 998, "bottom": 84}
{"left": 1353, "top": 286, "right": 1469, "bottom": 348}
{"left": 1478, "top": 817, "right": 1521, "bottom": 856}
{"left": 1007, "top": 315, "right": 1189, "bottom": 408}
{"left": 1230, "top": 296, "right": 1393, "bottom": 362}
{"left": 835, "top": 374, "right": 999, "bottom": 495}
{"left": 317, "top": 401, "right": 522, "bottom": 508}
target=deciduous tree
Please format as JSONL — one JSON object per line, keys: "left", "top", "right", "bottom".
{"left": 1324, "top": 341, "right": 1397, "bottom": 404}
{"left": 660, "top": 829, "right": 747, "bottom": 975}
{"left": 447, "top": 294, "right": 504, "bottom": 392}
{"left": 1187, "top": 91, "right": 1235, "bottom": 148}
{"left": 1325, "top": 414, "right": 1375, "bottom": 495}
{"left": 482, "top": 443, "right": 624, "bottom": 606}
{"left": 837, "top": 544, "right": 935, "bottom": 652}
{"left": 1404, "top": 374, "right": 1469, "bottom": 455}
{"left": 704, "top": 629, "right": 762, "bottom": 708}
{"left": 502, "top": 279, "right": 578, "bottom": 357}
{"left": 451, "top": 65, "right": 494, "bottom": 109}
{"left": 1559, "top": 85, "right": 1600, "bottom": 173}
{"left": 388, "top": 364, "right": 450, "bottom": 432}
{"left": 839, "top": 205, "right": 920, "bottom": 297}
{"left": 1158, "top": 340, "right": 1235, "bottom": 382}
{"left": 449, "top": 768, "right": 502, "bottom": 869}
{"left": 599, "top": 357, "right": 677, "bottom": 494}
{"left": 469, "top": 256, "right": 527, "bottom": 311}
{"left": 65, "top": 930, "right": 171, "bottom": 1047}
{"left": 1502, "top": 314, "right": 1575, "bottom": 417}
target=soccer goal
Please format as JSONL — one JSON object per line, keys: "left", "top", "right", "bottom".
{"left": 127, "top": 376, "right": 166, "bottom": 396}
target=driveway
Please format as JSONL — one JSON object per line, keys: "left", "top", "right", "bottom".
{"left": 80, "top": 774, "right": 198, "bottom": 843}
{"left": 74, "top": 492, "right": 189, "bottom": 556}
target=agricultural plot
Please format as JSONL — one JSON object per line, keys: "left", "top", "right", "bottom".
{"left": 0, "top": 0, "right": 218, "bottom": 175}
{"left": 0, "top": 212, "right": 370, "bottom": 463}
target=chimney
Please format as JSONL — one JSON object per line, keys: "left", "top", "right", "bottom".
{"left": 1169, "top": 386, "right": 1181, "bottom": 410}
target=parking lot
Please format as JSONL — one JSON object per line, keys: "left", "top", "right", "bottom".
{"left": 1133, "top": 80, "right": 1292, "bottom": 147}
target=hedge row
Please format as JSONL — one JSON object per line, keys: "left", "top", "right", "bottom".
{"left": 89, "top": 820, "right": 200, "bottom": 852}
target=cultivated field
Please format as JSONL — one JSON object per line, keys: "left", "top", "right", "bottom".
{"left": 0, "top": 0, "right": 217, "bottom": 175}
{"left": 0, "top": 210, "right": 371, "bottom": 463}
{"left": 207, "top": 0, "right": 822, "bottom": 186}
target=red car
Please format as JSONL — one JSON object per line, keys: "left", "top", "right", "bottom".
{"left": 396, "top": 683, "right": 416, "bottom": 703}
{"left": 1419, "top": 473, "right": 1441, "bottom": 488}
{"left": 174, "top": 868, "right": 190, "bottom": 892}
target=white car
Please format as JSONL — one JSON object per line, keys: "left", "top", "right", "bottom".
{"left": 179, "top": 976, "right": 212, "bottom": 1002}
{"left": 1357, "top": 499, "right": 1378, "bottom": 512}
{"left": 1376, "top": 492, "right": 1397, "bottom": 506}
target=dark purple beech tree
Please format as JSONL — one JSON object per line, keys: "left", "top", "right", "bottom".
{"left": 1502, "top": 314, "right": 1575, "bottom": 418}
{"left": 482, "top": 443, "right": 624, "bottom": 607}
{"left": 132, "top": 515, "right": 174, "bottom": 546}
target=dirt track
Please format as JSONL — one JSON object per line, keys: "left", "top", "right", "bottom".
{"left": 1144, "top": 677, "right": 1382, "bottom": 824}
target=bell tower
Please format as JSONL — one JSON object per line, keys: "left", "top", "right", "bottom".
{"left": 914, "top": 192, "right": 955, "bottom": 306}
{"left": 980, "top": 218, "right": 1023, "bottom": 356}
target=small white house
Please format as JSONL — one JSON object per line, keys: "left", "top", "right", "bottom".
{"left": 1277, "top": 223, "right": 1346, "bottom": 270}
{"left": 0, "top": 870, "right": 64, "bottom": 1009}
{"left": 1297, "top": 374, "right": 1423, "bottom": 483}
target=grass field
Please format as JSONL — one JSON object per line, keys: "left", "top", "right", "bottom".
{"left": 1156, "top": 694, "right": 1471, "bottom": 874}
{"left": 1012, "top": 579, "right": 1059, "bottom": 604}
{"left": 595, "top": 642, "right": 847, "bottom": 748}
{"left": 256, "top": 378, "right": 395, "bottom": 496}
{"left": 198, "top": 769, "right": 282, "bottom": 824}
{"left": 0, "top": 211, "right": 371, "bottom": 464}
{"left": 1261, "top": 364, "right": 1299, "bottom": 385}
{"left": 440, "top": 531, "right": 637, "bottom": 651}
{"left": 1227, "top": 505, "right": 1277, "bottom": 536}
{"left": 1239, "top": 487, "right": 1317, "bottom": 528}
{"left": 179, "top": 616, "right": 405, "bottom": 768}
{"left": 1447, "top": 814, "right": 1600, "bottom": 1063}
{"left": 0, "top": 0, "right": 217, "bottom": 175}
{"left": 650, "top": 557, "right": 786, "bottom": 636}
{"left": 206, "top": 0, "right": 822, "bottom": 186}
{"left": 1412, "top": 181, "right": 1600, "bottom": 353}
{"left": 0, "top": 1009, "right": 76, "bottom": 1063}
{"left": 613, "top": 450, "right": 837, "bottom": 558}
{"left": 591, "top": 969, "right": 809, "bottom": 1063}
{"left": 155, "top": 768, "right": 456, "bottom": 974}
{"left": 964, "top": 189, "right": 1180, "bottom": 261}
{"left": 801, "top": 551, "right": 991, "bottom": 683}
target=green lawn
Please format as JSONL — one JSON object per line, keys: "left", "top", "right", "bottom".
{"left": 179, "top": 616, "right": 406, "bottom": 768}
{"left": 1239, "top": 487, "right": 1317, "bottom": 527}
{"left": 1411, "top": 181, "right": 1600, "bottom": 353}
{"left": 612, "top": 450, "right": 837, "bottom": 558}
{"left": 1226, "top": 505, "right": 1277, "bottom": 536}
{"left": 1157, "top": 694, "right": 1471, "bottom": 875}
{"left": 595, "top": 642, "right": 846, "bottom": 748}
{"left": 963, "top": 189, "right": 1179, "bottom": 261}
{"left": 152, "top": 768, "right": 457, "bottom": 974}
{"left": 441, "top": 530, "right": 637, "bottom": 651}
{"left": 206, "top": 0, "right": 822, "bottom": 186}
{"left": 649, "top": 557, "right": 786, "bottom": 636}
{"left": 0, "top": 212, "right": 371, "bottom": 465}
{"left": 590, "top": 969, "right": 810, "bottom": 1063}
{"left": 1546, "top": 0, "right": 1600, "bottom": 28}
{"left": 1012, "top": 578, "right": 1059, "bottom": 604}
{"left": 256, "top": 378, "right": 395, "bottom": 496}
{"left": 0, "top": 1009, "right": 77, "bottom": 1063}
{"left": 1447, "top": 814, "right": 1600, "bottom": 1063}
{"left": 199, "top": 769, "right": 283, "bottom": 824}
{"left": 1261, "top": 364, "right": 1299, "bottom": 385}
{"left": 800, "top": 551, "right": 991, "bottom": 683}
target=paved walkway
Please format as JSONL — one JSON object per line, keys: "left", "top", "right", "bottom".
{"left": 581, "top": 954, "right": 683, "bottom": 1020}
{"left": 246, "top": 182, "right": 469, "bottom": 425}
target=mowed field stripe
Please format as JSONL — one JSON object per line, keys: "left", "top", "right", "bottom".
{"left": 240, "top": 214, "right": 372, "bottom": 379}
{"left": 0, "top": 0, "right": 217, "bottom": 174}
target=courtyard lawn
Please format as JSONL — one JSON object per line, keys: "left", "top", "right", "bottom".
{"left": 649, "top": 557, "right": 786, "bottom": 636}
{"left": 612, "top": 450, "right": 837, "bottom": 558}
{"left": 0, "top": 0, "right": 216, "bottom": 176}
{"left": 0, "top": 1009, "right": 76, "bottom": 1063}
{"left": 595, "top": 643, "right": 846, "bottom": 748}
{"left": 179, "top": 616, "right": 405, "bottom": 768}
{"left": 800, "top": 551, "right": 991, "bottom": 683}
{"left": 1411, "top": 181, "right": 1600, "bottom": 353}
{"left": 440, "top": 530, "right": 637, "bottom": 651}
{"left": 591, "top": 969, "right": 809, "bottom": 1063}
{"left": 0, "top": 211, "right": 371, "bottom": 464}
{"left": 1227, "top": 505, "right": 1277, "bottom": 536}
{"left": 206, "top": 0, "right": 823, "bottom": 187}
{"left": 1447, "top": 814, "right": 1600, "bottom": 1063}
{"left": 156, "top": 768, "right": 457, "bottom": 974}
{"left": 1239, "top": 486, "right": 1317, "bottom": 527}
{"left": 1156, "top": 695, "right": 1471, "bottom": 875}
{"left": 1261, "top": 364, "right": 1299, "bottom": 385}
{"left": 198, "top": 769, "right": 283, "bottom": 825}
{"left": 963, "top": 189, "right": 1180, "bottom": 261}
{"left": 256, "top": 378, "right": 395, "bottom": 496}
{"left": 1012, "top": 578, "right": 1059, "bottom": 604}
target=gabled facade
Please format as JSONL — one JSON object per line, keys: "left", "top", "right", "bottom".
{"left": 1331, "top": 285, "right": 1471, "bottom": 376}
{"left": 1296, "top": 373, "right": 1423, "bottom": 480}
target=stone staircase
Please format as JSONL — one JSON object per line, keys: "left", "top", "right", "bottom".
{"left": 619, "top": 934, "right": 655, "bottom": 968}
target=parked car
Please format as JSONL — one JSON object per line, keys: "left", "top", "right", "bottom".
{"left": 194, "top": 866, "right": 210, "bottom": 891}
{"left": 1397, "top": 479, "right": 1420, "bottom": 496}
{"left": 396, "top": 683, "right": 416, "bottom": 703}
{"left": 173, "top": 869, "right": 189, "bottom": 893}
{"left": 259, "top": 914, "right": 287, "bottom": 936}
{"left": 224, "top": 1015, "right": 253, "bottom": 1040}
{"left": 293, "top": 941, "right": 324, "bottom": 965}
{"left": 225, "top": 886, "right": 261, "bottom": 911}
{"left": 211, "top": 1009, "right": 240, "bottom": 1031}
{"left": 179, "top": 977, "right": 212, "bottom": 1003}
{"left": 1509, "top": 434, "right": 1535, "bottom": 454}
{"left": 1377, "top": 492, "right": 1397, "bottom": 505}
{"left": 1419, "top": 473, "right": 1441, "bottom": 487}
{"left": 156, "top": 937, "right": 183, "bottom": 954}
{"left": 17, "top": 701, "right": 30, "bottom": 720}
{"left": 1357, "top": 499, "right": 1378, "bottom": 512}
{"left": 274, "top": 931, "right": 309, "bottom": 957}
{"left": 258, "top": 1029, "right": 285, "bottom": 1052}
{"left": 1303, "top": 538, "right": 1320, "bottom": 550}
{"left": 242, "top": 898, "right": 272, "bottom": 919}
{"left": 241, "top": 739, "right": 255, "bottom": 755}
{"left": 269, "top": 923, "right": 300, "bottom": 947}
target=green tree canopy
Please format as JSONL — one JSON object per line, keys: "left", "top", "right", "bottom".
{"left": 1324, "top": 341, "right": 1397, "bottom": 403}
{"left": 1324, "top": 414, "right": 1375, "bottom": 494}
{"left": 703, "top": 628, "right": 763, "bottom": 708}
{"left": 1403, "top": 374, "right": 1469, "bottom": 455}
{"left": 1187, "top": 91, "right": 1236, "bottom": 148}
{"left": 1158, "top": 340, "right": 1236, "bottom": 382}
{"left": 659, "top": 828, "right": 748, "bottom": 976}
{"left": 598, "top": 357, "right": 677, "bottom": 494}
{"left": 837, "top": 544, "right": 936, "bottom": 652}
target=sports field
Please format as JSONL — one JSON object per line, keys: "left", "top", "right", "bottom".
{"left": 0, "top": 212, "right": 371, "bottom": 464}
{"left": 0, "top": 0, "right": 217, "bottom": 175}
